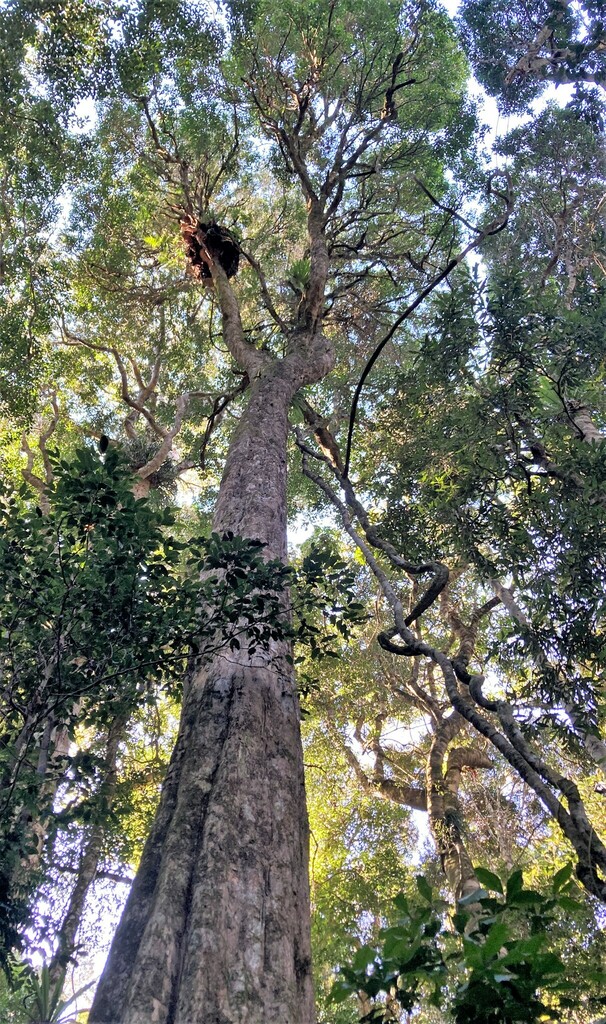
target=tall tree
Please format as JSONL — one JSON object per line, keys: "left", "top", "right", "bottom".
{"left": 1, "top": 1, "right": 605, "bottom": 1022}
{"left": 459, "top": 0, "right": 606, "bottom": 108}
{"left": 95, "top": 12, "right": 475, "bottom": 1024}
{"left": 0, "top": 2, "right": 474, "bottom": 1021}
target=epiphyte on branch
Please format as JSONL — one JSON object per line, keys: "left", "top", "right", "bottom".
{"left": 180, "top": 216, "right": 240, "bottom": 280}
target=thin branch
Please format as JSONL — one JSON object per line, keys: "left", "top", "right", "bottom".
{"left": 295, "top": 421, "right": 448, "bottom": 623}
{"left": 20, "top": 395, "right": 60, "bottom": 512}
{"left": 239, "top": 246, "right": 288, "bottom": 332}
{"left": 343, "top": 174, "right": 514, "bottom": 476}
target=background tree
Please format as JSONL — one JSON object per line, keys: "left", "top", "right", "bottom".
{"left": 459, "top": 0, "right": 606, "bottom": 109}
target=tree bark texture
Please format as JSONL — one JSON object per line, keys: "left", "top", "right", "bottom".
{"left": 89, "top": 362, "right": 323, "bottom": 1024}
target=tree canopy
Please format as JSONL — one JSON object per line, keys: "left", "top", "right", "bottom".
{"left": 0, "top": 1, "right": 605, "bottom": 1022}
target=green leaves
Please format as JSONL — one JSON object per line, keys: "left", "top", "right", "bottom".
{"left": 460, "top": 0, "right": 606, "bottom": 111}
{"left": 332, "top": 866, "right": 593, "bottom": 1024}
{"left": 6, "top": 959, "right": 94, "bottom": 1023}
{"left": 378, "top": 244, "right": 606, "bottom": 750}
{"left": 291, "top": 538, "right": 368, "bottom": 693}
{"left": 0, "top": 445, "right": 298, "bottom": 964}
{"left": 415, "top": 873, "right": 434, "bottom": 902}
{"left": 472, "top": 867, "right": 503, "bottom": 894}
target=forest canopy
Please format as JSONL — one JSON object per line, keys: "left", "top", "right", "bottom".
{"left": 0, "top": 1, "right": 605, "bottom": 1022}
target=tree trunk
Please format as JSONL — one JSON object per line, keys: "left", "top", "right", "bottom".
{"left": 49, "top": 714, "right": 127, "bottom": 988}
{"left": 426, "top": 716, "right": 482, "bottom": 902}
{"left": 89, "top": 363, "right": 316, "bottom": 1024}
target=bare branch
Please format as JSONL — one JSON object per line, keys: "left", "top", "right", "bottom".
{"left": 136, "top": 394, "right": 189, "bottom": 483}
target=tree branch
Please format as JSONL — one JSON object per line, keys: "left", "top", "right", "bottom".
{"left": 343, "top": 173, "right": 514, "bottom": 476}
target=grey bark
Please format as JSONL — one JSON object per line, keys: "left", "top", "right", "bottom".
{"left": 89, "top": 349, "right": 332, "bottom": 1024}
{"left": 49, "top": 714, "right": 126, "bottom": 988}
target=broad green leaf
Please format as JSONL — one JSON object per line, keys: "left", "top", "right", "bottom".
{"left": 473, "top": 867, "right": 503, "bottom": 894}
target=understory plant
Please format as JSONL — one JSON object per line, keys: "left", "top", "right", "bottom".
{"left": 332, "top": 866, "right": 606, "bottom": 1022}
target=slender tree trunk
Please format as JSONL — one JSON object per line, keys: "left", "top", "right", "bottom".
{"left": 49, "top": 713, "right": 126, "bottom": 988}
{"left": 89, "top": 363, "right": 317, "bottom": 1024}
{"left": 426, "top": 716, "right": 482, "bottom": 901}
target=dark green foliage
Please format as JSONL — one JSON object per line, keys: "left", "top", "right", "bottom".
{"left": 0, "top": 444, "right": 297, "bottom": 965}
{"left": 375, "top": 250, "right": 606, "bottom": 736}
{"left": 459, "top": 0, "right": 606, "bottom": 111}
{"left": 1, "top": 0, "right": 604, "bottom": 1016}
{"left": 292, "top": 534, "right": 369, "bottom": 697}
{"left": 2, "top": 960, "right": 93, "bottom": 1024}
{"left": 0, "top": 447, "right": 372, "bottom": 967}
{"left": 332, "top": 867, "right": 606, "bottom": 1022}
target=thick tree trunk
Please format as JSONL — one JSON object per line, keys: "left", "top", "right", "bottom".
{"left": 89, "top": 364, "right": 316, "bottom": 1024}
